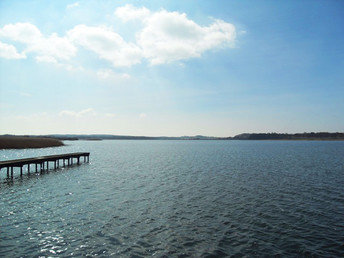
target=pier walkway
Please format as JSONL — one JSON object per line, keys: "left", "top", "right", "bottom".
{"left": 0, "top": 152, "right": 90, "bottom": 178}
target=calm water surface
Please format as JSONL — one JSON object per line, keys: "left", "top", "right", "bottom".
{"left": 0, "top": 140, "right": 343, "bottom": 256}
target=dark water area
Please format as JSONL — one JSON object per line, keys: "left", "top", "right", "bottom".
{"left": 1, "top": 140, "right": 344, "bottom": 257}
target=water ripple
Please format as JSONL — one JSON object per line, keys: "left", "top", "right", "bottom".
{"left": 1, "top": 140, "right": 344, "bottom": 256}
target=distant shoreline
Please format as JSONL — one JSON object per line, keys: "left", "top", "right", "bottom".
{"left": 0, "top": 136, "right": 64, "bottom": 149}
{"left": 46, "top": 132, "right": 344, "bottom": 141}
{"left": 230, "top": 132, "right": 344, "bottom": 141}
{"left": 1, "top": 133, "right": 344, "bottom": 147}
{"left": 231, "top": 138, "right": 344, "bottom": 141}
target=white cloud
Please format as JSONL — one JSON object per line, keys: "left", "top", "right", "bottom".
{"left": 59, "top": 108, "right": 96, "bottom": 117}
{"left": 0, "top": 7, "right": 236, "bottom": 68}
{"left": 28, "top": 32, "right": 77, "bottom": 60}
{"left": 97, "top": 69, "right": 115, "bottom": 79}
{"left": 67, "top": 24, "right": 142, "bottom": 67}
{"left": 0, "top": 23, "right": 42, "bottom": 43}
{"left": 136, "top": 10, "right": 236, "bottom": 64}
{"left": 36, "top": 55, "right": 84, "bottom": 73}
{"left": 36, "top": 55, "right": 58, "bottom": 64}
{"left": 0, "top": 41, "right": 26, "bottom": 59}
{"left": 115, "top": 4, "right": 150, "bottom": 22}
{"left": 67, "top": 2, "right": 79, "bottom": 9}
{"left": 96, "top": 68, "right": 130, "bottom": 80}
{"left": 114, "top": 5, "right": 236, "bottom": 64}
{"left": 60, "top": 63, "right": 84, "bottom": 72}
{"left": 0, "top": 23, "right": 77, "bottom": 62}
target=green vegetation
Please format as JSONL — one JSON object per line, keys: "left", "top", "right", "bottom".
{"left": 232, "top": 132, "right": 344, "bottom": 140}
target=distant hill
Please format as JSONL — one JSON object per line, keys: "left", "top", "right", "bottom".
{"left": 232, "top": 132, "right": 344, "bottom": 140}
{"left": 2, "top": 133, "right": 343, "bottom": 142}
{"left": 43, "top": 134, "right": 221, "bottom": 140}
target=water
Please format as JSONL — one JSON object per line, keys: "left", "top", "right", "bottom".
{"left": 0, "top": 140, "right": 343, "bottom": 256}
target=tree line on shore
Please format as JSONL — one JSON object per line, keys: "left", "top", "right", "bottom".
{"left": 1, "top": 132, "right": 344, "bottom": 149}
{"left": 231, "top": 132, "right": 344, "bottom": 140}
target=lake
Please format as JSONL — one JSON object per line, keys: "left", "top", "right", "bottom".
{"left": 1, "top": 140, "right": 343, "bottom": 256}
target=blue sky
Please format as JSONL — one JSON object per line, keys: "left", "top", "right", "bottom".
{"left": 0, "top": 0, "right": 343, "bottom": 136}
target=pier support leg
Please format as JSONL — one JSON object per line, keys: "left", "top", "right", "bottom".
{"left": 28, "top": 164, "right": 30, "bottom": 174}
{"left": 36, "top": 164, "right": 38, "bottom": 172}
{"left": 54, "top": 161, "right": 56, "bottom": 170}
{"left": 20, "top": 166, "right": 23, "bottom": 176}
{"left": 11, "top": 167, "right": 13, "bottom": 178}
{"left": 7, "top": 167, "right": 9, "bottom": 177}
{"left": 77, "top": 157, "right": 80, "bottom": 165}
{"left": 63, "top": 159, "right": 65, "bottom": 167}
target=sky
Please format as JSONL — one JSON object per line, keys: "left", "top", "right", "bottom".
{"left": 0, "top": 0, "right": 343, "bottom": 137}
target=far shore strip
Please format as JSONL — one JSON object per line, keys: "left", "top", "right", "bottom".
{"left": 0, "top": 136, "right": 64, "bottom": 149}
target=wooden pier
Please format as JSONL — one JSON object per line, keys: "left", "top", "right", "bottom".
{"left": 0, "top": 152, "right": 90, "bottom": 178}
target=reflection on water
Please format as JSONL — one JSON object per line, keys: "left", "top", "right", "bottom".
{"left": 1, "top": 140, "right": 344, "bottom": 256}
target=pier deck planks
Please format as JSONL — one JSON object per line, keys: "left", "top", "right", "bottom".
{"left": 0, "top": 152, "right": 90, "bottom": 177}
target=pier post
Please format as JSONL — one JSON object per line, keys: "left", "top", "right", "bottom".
{"left": 7, "top": 167, "right": 9, "bottom": 177}
{"left": 28, "top": 164, "right": 30, "bottom": 174}
{"left": 11, "top": 167, "right": 13, "bottom": 177}
{"left": 54, "top": 161, "right": 56, "bottom": 169}
{"left": 77, "top": 157, "right": 80, "bottom": 165}
{"left": 20, "top": 166, "right": 23, "bottom": 176}
{"left": 36, "top": 164, "right": 38, "bottom": 172}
